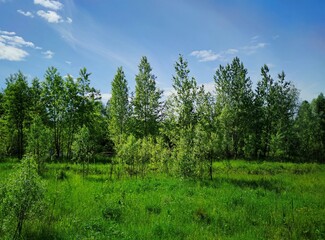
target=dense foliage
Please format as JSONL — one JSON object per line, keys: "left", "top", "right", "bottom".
{"left": 0, "top": 56, "right": 324, "bottom": 178}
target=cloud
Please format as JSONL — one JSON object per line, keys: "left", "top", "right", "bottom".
{"left": 0, "top": 43, "right": 29, "bottom": 61}
{"left": 17, "top": 10, "right": 34, "bottom": 18}
{"left": 42, "top": 50, "right": 54, "bottom": 59}
{"left": 190, "top": 50, "right": 220, "bottom": 62}
{"left": 66, "top": 17, "right": 72, "bottom": 23}
{"left": 251, "top": 35, "right": 259, "bottom": 42}
{"left": 0, "top": 30, "right": 15, "bottom": 35}
{"left": 37, "top": 10, "right": 62, "bottom": 23}
{"left": 0, "top": 32, "right": 35, "bottom": 48}
{"left": 101, "top": 93, "right": 112, "bottom": 103}
{"left": 34, "top": 0, "right": 63, "bottom": 10}
{"left": 242, "top": 42, "right": 267, "bottom": 55}
{"left": 191, "top": 48, "right": 239, "bottom": 62}
{"left": 225, "top": 48, "right": 238, "bottom": 54}
{"left": 65, "top": 60, "right": 71, "bottom": 64}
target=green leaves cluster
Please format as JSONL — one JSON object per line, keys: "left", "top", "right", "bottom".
{"left": 0, "top": 157, "right": 44, "bottom": 239}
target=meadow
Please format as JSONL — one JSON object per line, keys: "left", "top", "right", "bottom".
{"left": 0, "top": 160, "right": 324, "bottom": 239}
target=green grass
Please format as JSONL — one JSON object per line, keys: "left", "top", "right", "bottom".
{"left": 1, "top": 160, "right": 324, "bottom": 239}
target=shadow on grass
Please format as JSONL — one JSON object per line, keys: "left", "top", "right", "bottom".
{"left": 225, "top": 177, "right": 285, "bottom": 193}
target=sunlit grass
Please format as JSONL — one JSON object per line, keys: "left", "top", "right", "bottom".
{"left": 1, "top": 160, "right": 324, "bottom": 239}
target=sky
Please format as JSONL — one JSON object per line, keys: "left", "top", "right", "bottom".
{"left": 0, "top": 0, "right": 324, "bottom": 103}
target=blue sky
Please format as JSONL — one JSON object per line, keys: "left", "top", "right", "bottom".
{"left": 0, "top": 0, "right": 324, "bottom": 103}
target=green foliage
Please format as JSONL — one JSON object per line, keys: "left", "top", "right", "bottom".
{"left": 26, "top": 115, "right": 51, "bottom": 174}
{"left": 3, "top": 72, "right": 30, "bottom": 159}
{"left": 133, "top": 56, "right": 163, "bottom": 138}
{"left": 170, "top": 54, "right": 198, "bottom": 131}
{"left": 72, "top": 125, "right": 94, "bottom": 164}
{"left": 0, "top": 157, "right": 44, "bottom": 239}
{"left": 214, "top": 57, "right": 255, "bottom": 158}
{"left": 108, "top": 67, "right": 130, "bottom": 146}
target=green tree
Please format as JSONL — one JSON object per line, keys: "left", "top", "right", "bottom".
{"left": 72, "top": 125, "right": 94, "bottom": 176}
{"left": 171, "top": 54, "right": 198, "bottom": 130}
{"left": 108, "top": 67, "right": 130, "bottom": 146}
{"left": 194, "top": 86, "right": 218, "bottom": 179}
{"left": 214, "top": 57, "right": 255, "bottom": 158}
{"left": 311, "top": 93, "right": 325, "bottom": 162}
{"left": 26, "top": 115, "right": 51, "bottom": 174}
{"left": 42, "top": 67, "right": 66, "bottom": 159}
{"left": 133, "top": 56, "right": 163, "bottom": 138}
{"left": 255, "top": 66, "right": 299, "bottom": 159}
{"left": 3, "top": 72, "right": 30, "bottom": 159}
{"left": 0, "top": 157, "right": 44, "bottom": 239}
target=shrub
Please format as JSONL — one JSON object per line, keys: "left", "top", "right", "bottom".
{"left": 0, "top": 157, "right": 44, "bottom": 239}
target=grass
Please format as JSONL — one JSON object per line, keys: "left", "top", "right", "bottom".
{"left": 0, "top": 160, "right": 324, "bottom": 239}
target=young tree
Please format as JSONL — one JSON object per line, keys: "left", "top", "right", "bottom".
{"left": 133, "top": 56, "right": 163, "bottom": 138}
{"left": 0, "top": 157, "right": 44, "bottom": 239}
{"left": 255, "top": 66, "right": 299, "bottom": 159}
{"left": 311, "top": 93, "right": 325, "bottom": 162}
{"left": 26, "top": 115, "right": 51, "bottom": 174}
{"left": 3, "top": 72, "right": 30, "bottom": 159}
{"left": 171, "top": 54, "right": 198, "bottom": 131}
{"left": 72, "top": 125, "right": 94, "bottom": 176}
{"left": 214, "top": 57, "right": 255, "bottom": 158}
{"left": 42, "top": 67, "right": 66, "bottom": 159}
{"left": 108, "top": 67, "right": 130, "bottom": 145}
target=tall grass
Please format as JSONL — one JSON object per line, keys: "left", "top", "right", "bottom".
{"left": 0, "top": 160, "right": 324, "bottom": 239}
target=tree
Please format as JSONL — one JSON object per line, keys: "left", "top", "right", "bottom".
{"left": 133, "top": 56, "right": 163, "bottom": 138}
{"left": 194, "top": 86, "right": 218, "bottom": 179}
{"left": 214, "top": 57, "right": 255, "bottom": 158}
{"left": 310, "top": 93, "right": 325, "bottom": 162}
{"left": 72, "top": 125, "right": 94, "bottom": 176}
{"left": 3, "top": 72, "right": 30, "bottom": 159}
{"left": 255, "top": 66, "right": 299, "bottom": 159}
{"left": 171, "top": 54, "right": 198, "bottom": 130}
{"left": 108, "top": 67, "right": 130, "bottom": 146}
{"left": 42, "top": 67, "right": 66, "bottom": 159}
{"left": 0, "top": 157, "right": 44, "bottom": 239}
{"left": 26, "top": 115, "right": 51, "bottom": 174}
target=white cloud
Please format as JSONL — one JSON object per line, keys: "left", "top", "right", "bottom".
{"left": 202, "top": 82, "right": 215, "bottom": 94}
{"left": 191, "top": 48, "right": 239, "bottom": 62}
{"left": 17, "top": 10, "right": 34, "bottom": 18}
{"left": 266, "top": 63, "right": 275, "bottom": 68}
{"left": 37, "top": 10, "right": 62, "bottom": 23}
{"left": 251, "top": 35, "right": 259, "bottom": 42}
{"left": 225, "top": 48, "right": 238, "bottom": 54}
{"left": 0, "top": 35, "right": 35, "bottom": 48}
{"left": 242, "top": 42, "right": 267, "bottom": 55}
{"left": 34, "top": 0, "right": 63, "bottom": 10}
{"left": 101, "top": 93, "right": 112, "bottom": 103}
{"left": 0, "top": 30, "right": 15, "bottom": 35}
{"left": 0, "top": 43, "right": 29, "bottom": 61}
{"left": 65, "top": 60, "right": 71, "bottom": 64}
{"left": 42, "top": 50, "right": 54, "bottom": 59}
{"left": 190, "top": 50, "right": 220, "bottom": 62}
{"left": 66, "top": 17, "right": 72, "bottom": 23}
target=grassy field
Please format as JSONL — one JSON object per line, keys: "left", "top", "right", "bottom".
{"left": 0, "top": 160, "right": 324, "bottom": 239}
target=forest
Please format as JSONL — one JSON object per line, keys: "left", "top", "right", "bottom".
{"left": 0, "top": 55, "right": 324, "bottom": 239}
{"left": 0, "top": 55, "right": 324, "bottom": 168}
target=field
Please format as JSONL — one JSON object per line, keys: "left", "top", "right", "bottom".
{"left": 0, "top": 160, "right": 324, "bottom": 239}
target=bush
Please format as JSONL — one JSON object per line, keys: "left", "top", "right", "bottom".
{"left": 0, "top": 157, "right": 44, "bottom": 239}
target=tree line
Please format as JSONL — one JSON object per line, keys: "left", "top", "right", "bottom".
{"left": 0, "top": 55, "right": 324, "bottom": 178}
